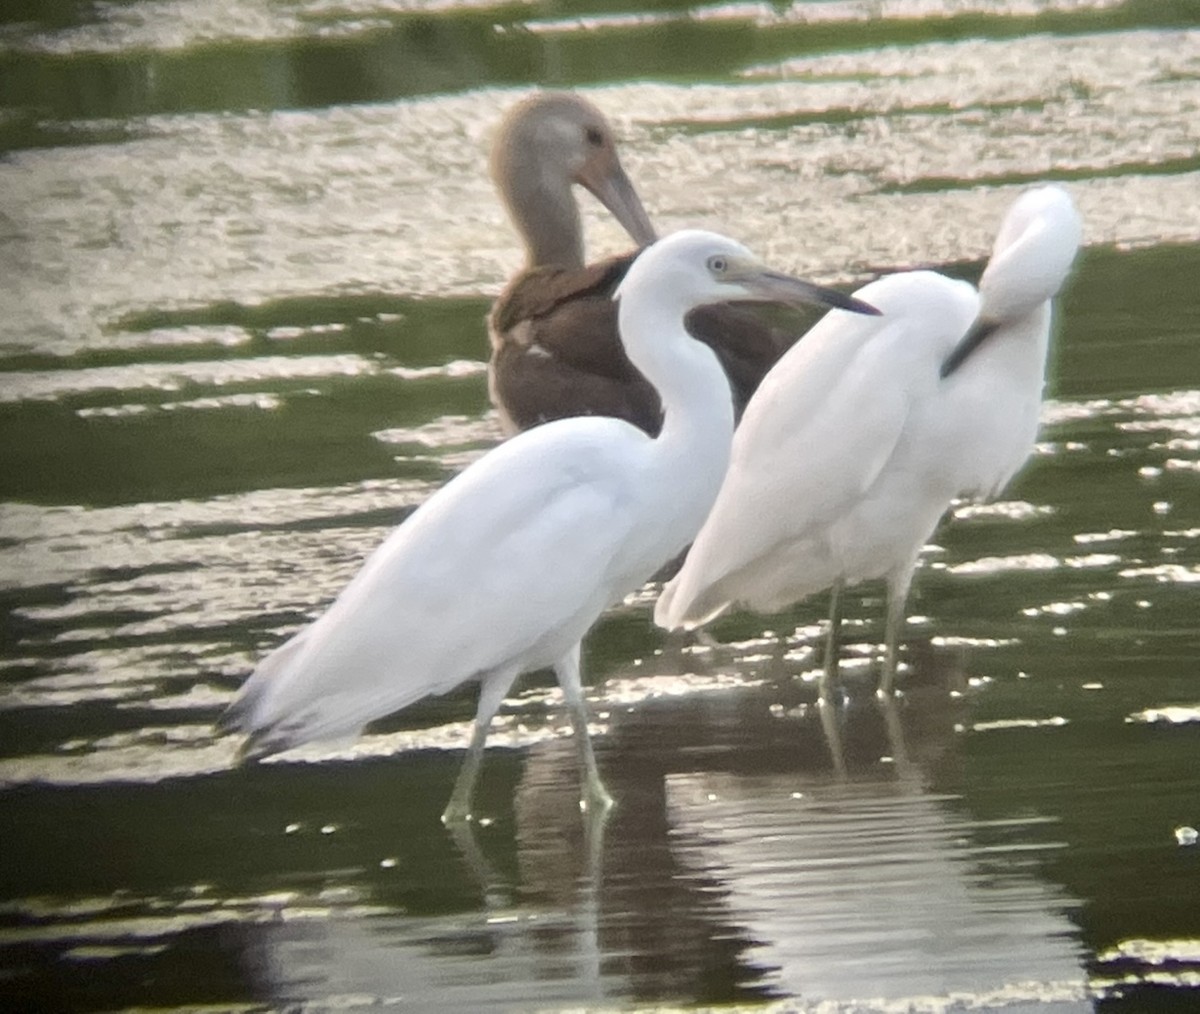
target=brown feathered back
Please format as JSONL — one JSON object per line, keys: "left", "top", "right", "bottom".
{"left": 488, "top": 251, "right": 798, "bottom": 437}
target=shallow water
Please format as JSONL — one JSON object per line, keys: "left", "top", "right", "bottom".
{"left": 2, "top": 1, "right": 1199, "bottom": 1010}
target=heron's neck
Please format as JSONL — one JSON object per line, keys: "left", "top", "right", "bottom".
{"left": 974, "top": 301, "right": 1052, "bottom": 372}
{"left": 618, "top": 296, "right": 735, "bottom": 505}
{"left": 953, "top": 302, "right": 1052, "bottom": 403}
{"left": 494, "top": 148, "right": 585, "bottom": 270}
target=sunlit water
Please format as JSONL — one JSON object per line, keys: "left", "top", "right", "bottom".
{"left": 2, "top": 1, "right": 1199, "bottom": 1010}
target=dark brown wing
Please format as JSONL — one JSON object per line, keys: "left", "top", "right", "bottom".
{"left": 488, "top": 252, "right": 664, "bottom": 435}
{"left": 487, "top": 251, "right": 803, "bottom": 436}
{"left": 685, "top": 303, "right": 800, "bottom": 416}
{"left": 491, "top": 253, "right": 632, "bottom": 333}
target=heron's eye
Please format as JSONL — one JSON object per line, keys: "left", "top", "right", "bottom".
{"left": 585, "top": 127, "right": 604, "bottom": 147}
{"left": 707, "top": 255, "right": 729, "bottom": 275}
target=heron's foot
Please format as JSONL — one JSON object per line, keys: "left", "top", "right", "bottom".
{"left": 441, "top": 796, "right": 474, "bottom": 826}
{"left": 580, "top": 776, "right": 615, "bottom": 816}
{"left": 877, "top": 657, "right": 901, "bottom": 698}
{"left": 817, "top": 660, "right": 840, "bottom": 707}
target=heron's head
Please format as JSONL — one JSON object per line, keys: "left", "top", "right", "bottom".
{"left": 616, "top": 229, "right": 881, "bottom": 318}
{"left": 978, "top": 185, "right": 1082, "bottom": 323}
{"left": 940, "top": 186, "right": 1082, "bottom": 379}
{"left": 490, "top": 91, "right": 656, "bottom": 248}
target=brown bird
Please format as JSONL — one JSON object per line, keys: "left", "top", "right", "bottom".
{"left": 487, "top": 91, "right": 797, "bottom": 437}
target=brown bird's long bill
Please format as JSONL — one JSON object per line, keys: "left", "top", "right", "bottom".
{"left": 579, "top": 162, "right": 658, "bottom": 248}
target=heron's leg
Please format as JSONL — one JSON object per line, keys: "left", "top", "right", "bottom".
{"left": 817, "top": 696, "right": 847, "bottom": 780}
{"left": 555, "top": 643, "right": 614, "bottom": 815}
{"left": 875, "top": 692, "right": 915, "bottom": 783}
{"left": 820, "top": 580, "right": 843, "bottom": 704}
{"left": 879, "top": 562, "right": 917, "bottom": 697}
{"left": 444, "top": 819, "right": 510, "bottom": 908}
{"left": 442, "top": 667, "right": 520, "bottom": 825}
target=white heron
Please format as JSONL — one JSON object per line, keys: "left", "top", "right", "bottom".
{"left": 656, "top": 186, "right": 1083, "bottom": 698}
{"left": 219, "top": 229, "right": 879, "bottom": 823}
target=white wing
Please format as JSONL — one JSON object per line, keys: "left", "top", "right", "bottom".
{"left": 658, "top": 272, "right": 980, "bottom": 628}
{"left": 232, "top": 417, "right": 650, "bottom": 748}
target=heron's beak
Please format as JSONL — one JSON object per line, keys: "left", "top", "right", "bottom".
{"left": 577, "top": 160, "right": 658, "bottom": 248}
{"left": 734, "top": 265, "right": 882, "bottom": 317}
{"left": 940, "top": 318, "right": 1001, "bottom": 378}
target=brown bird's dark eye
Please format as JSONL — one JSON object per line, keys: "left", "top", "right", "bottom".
{"left": 585, "top": 127, "right": 604, "bottom": 147}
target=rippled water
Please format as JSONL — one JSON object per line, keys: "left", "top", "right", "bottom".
{"left": 2, "top": 1, "right": 1199, "bottom": 1010}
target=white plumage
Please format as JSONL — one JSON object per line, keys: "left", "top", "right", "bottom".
{"left": 656, "top": 186, "right": 1083, "bottom": 696}
{"left": 220, "top": 228, "right": 877, "bottom": 822}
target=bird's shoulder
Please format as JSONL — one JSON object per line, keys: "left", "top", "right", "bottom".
{"left": 496, "top": 414, "right": 649, "bottom": 481}
{"left": 489, "top": 251, "right": 637, "bottom": 337}
{"left": 348, "top": 418, "right": 649, "bottom": 609}
{"left": 724, "top": 289, "right": 959, "bottom": 517}
{"left": 433, "top": 416, "right": 648, "bottom": 518}
{"left": 753, "top": 271, "right": 978, "bottom": 414}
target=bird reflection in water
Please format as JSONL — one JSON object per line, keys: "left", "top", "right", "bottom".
{"left": 447, "top": 642, "right": 1085, "bottom": 1006}
{"left": 225, "top": 645, "right": 1082, "bottom": 1009}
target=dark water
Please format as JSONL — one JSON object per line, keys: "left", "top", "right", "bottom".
{"left": 2, "top": 1, "right": 1199, "bottom": 1011}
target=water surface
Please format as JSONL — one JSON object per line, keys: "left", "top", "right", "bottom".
{"left": 2, "top": 1, "right": 1199, "bottom": 1010}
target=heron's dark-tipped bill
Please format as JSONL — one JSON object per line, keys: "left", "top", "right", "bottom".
{"left": 720, "top": 262, "right": 883, "bottom": 319}
{"left": 578, "top": 161, "right": 657, "bottom": 248}
{"left": 738, "top": 267, "right": 881, "bottom": 317}
{"left": 941, "top": 317, "right": 1001, "bottom": 378}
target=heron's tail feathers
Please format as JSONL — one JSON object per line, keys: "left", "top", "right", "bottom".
{"left": 655, "top": 575, "right": 732, "bottom": 631}
{"left": 217, "top": 627, "right": 320, "bottom": 763}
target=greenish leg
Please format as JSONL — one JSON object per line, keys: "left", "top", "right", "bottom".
{"left": 442, "top": 667, "right": 520, "bottom": 825}
{"left": 556, "top": 643, "right": 614, "bottom": 815}
{"left": 875, "top": 691, "right": 913, "bottom": 779}
{"left": 879, "top": 562, "right": 916, "bottom": 697}
{"left": 817, "top": 695, "right": 847, "bottom": 780}
{"left": 820, "top": 580, "right": 843, "bottom": 704}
